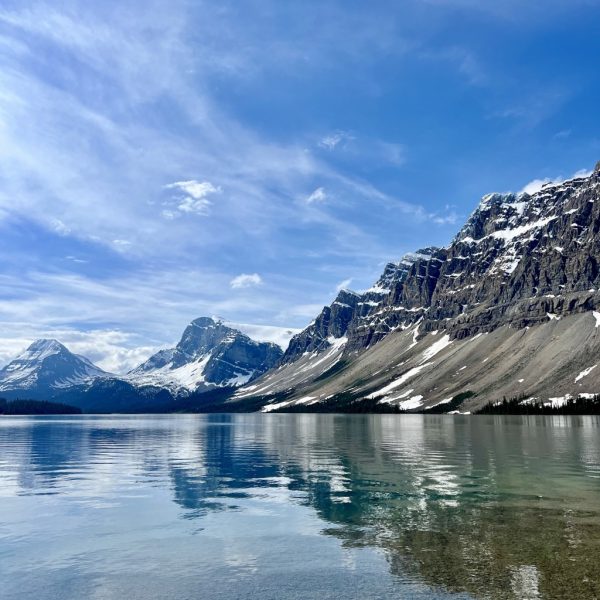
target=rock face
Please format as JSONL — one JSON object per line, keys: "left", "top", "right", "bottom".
{"left": 127, "top": 317, "right": 283, "bottom": 392}
{"left": 234, "top": 165, "right": 600, "bottom": 412}
{"left": 0, "top": 339, "right": 109, "bottom": 399}
{"left": 281, "top": 249, "right": 440, "bottom": 364}
{"left": 282, "top": 289, "right": 361, "bottom": 361}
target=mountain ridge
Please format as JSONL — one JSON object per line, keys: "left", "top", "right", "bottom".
{"left": 0, "top": 318, "right": 282, "bottom": 410}
{"left": 231, "top": 164, "right": 600, "bottom": 413}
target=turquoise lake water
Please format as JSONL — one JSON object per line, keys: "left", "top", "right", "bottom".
{"left": 1, "top": 414, "right": 600, "bottom": 599}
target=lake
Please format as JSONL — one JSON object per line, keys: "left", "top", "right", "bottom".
{"left": 1, "top": 414, "right": 599, "bottom": 599}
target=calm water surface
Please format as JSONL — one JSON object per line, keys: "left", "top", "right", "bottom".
{"left": 1, "top": 414, "right": 600, "bottom": 599}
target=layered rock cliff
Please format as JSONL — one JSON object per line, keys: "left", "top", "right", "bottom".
{"left": 233, "top": 162, "right": 600, "bottom": 412}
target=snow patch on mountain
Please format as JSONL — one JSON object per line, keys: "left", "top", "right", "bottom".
{"left": 367, "top": 363, "right": 432, "bottom": 400}
{"left": 575, "top": 365, "right": 597, "bottom": 383}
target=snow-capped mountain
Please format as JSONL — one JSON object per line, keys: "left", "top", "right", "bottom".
{"left": 127, "top": 317, "right": 283, "bottom": 393}
{"left": 0, "top": 320, "right": 283, "bottom": 411}
{"left": 0, "top": 339, "right": 109, "bottom": 399}
{"left": 234, "top": 161, "right": 600, "bottom": 412}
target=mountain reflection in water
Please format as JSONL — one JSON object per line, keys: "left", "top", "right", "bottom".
{"left": 1, "top": 414, "right": 599, "bottom": 600}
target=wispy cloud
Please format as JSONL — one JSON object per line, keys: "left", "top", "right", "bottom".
{"left": 419, "top": 46, "right": 488, "bottom": 86}
{"left": 316, "top": 132, "right": 407, "bottom": 168}
{"left": 223, "top": 322, "right": 300, "bottom": 349}
{"left": 319, "top": 130, "right": 354, "bottom": 150}
{"left": 0, "top": 265, "right": 324, "bottom": 368}
{"left": 276, "top": 303, "right": 327, "bottom": 324}
{"left": 519, "top": 168, "right": 593, "bottom": 195}
{"left": 492, "top": 88, "right": 571, "bottom": 130}
{"left": 553, "top": 129, "right": 572, "bottom": 140}
{"left": 305, "top": 187, "right": 327, "bottom": 204}
{"left": 431, "top": 212, "right": 460, "bottom": 226}
{"left": 520, "top": 178, "right": 553, "bottom": 195}
{"left": 336, "top": 278, "right": 353, "bottom": 292}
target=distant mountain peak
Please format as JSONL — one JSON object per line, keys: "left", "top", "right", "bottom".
{"left": 191, "top": 316, "right": 223, "bottom": 327}
{"left": 128, "top": 316, "right": 283, "bottom": 392}
{"left": 29, "top": 338, "right": 63, "bottom": 348}
{"left": 0, "top": 339, "right": 108, "bottom": 398}
{"left": 25, "top": 338, "right": 66, "bottom": 355}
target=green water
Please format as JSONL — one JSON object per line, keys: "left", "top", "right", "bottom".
{"left": 1, "top": 414, "right": 599, "bottom": 599}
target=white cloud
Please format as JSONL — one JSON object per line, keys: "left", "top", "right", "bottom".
{"left": 520, "top": 178, "right": 552, "bottom": 195}
{"left": 224, "top": 322, "right": 300, "bottom": 349}
{"left": 164, "top": 180, "right": 220, "bottom": 217}
{"left": 431, "top": 212, "right": 460, "bottom": 225}
{"left": 519, "top": 167, "right": 593, "bottom": 195}
{"left": 65, "top": 255, "right": 88, "bottom": 264}
{"left": 305, "top": 187, "right": 327, "bottom": 204}
{"left": 573, "top": 168, "right": 593, "bottom": 179}
{"left": 0, "top": 266, "right": 320, "bottom": 371}
{"left": 318, "top": 132, "right": 406, "bottom": 167}
{"left": 230, "top": 273, "right": 263, "bottom": 289}
{"left": 0, "top": 2, "right": 431, "bottom": 268}
{"left": 112, "top": 239, "right": 132, "bottom": 250}
{"left": 51, "top": 219, "right": 71, "bottom": 236}
{"left": 276, "top": 303, "right": 326, "bottom": 323}
{"left": 0, "top": 1, "right": 485, "bottom": 372}
{"left": 336, "top": 278, "right": 353, "bottom": 292}
{"left": 64, "top": 332, "right": 160, "bottom": 373}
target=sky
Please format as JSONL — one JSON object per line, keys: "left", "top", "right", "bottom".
{"left": 1, "top": 0, "right": 599, "bottom": 372}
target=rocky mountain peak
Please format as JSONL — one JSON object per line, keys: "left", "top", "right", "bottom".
{"left": 176, "top": 317, "right": 238, "bottom": 364}
{"left": 332, "top": 288, "right": 361, "bottom": 306}
{"left": 456, "top": 192, "right": 528, "bottom": 243}
{"left": 128, "top": 317, "right": 283, "bottom": 392}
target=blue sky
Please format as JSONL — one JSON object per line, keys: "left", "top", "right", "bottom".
{"left": 1, "top": 0, "right": 599, "bottom": 371}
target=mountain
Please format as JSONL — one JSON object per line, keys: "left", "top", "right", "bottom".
{"left": 127, "top": 317, "right": 283, "bottom": 393}
{"left": 0, "top": 339, "right": 109, "bottom": 400}
{"left": 231, "top": 161, "right": 600, "bottom": 413}
{"left": 6, "top": 162, "right": 600, "bottom": 414}
{"left": 0, "top": 320, "right": 283, "bottom": 412}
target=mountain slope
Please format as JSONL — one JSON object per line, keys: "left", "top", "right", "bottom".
{"left": 232, "top": 161, "right": 600, "bottom": 412}
{"left": 0, "top": 339, "right": 109, "bottom": 399}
